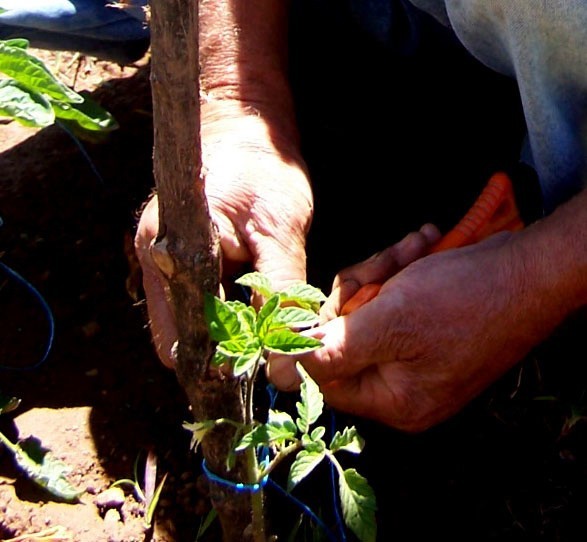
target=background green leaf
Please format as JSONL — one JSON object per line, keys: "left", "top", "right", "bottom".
{"left": 0, "top": 79, "right": 54, "bottom": 127}
{"left": 338, "top": 468, "right": 377, "bottom": 542}
{"left": 296, "top": 363, "right": 324, "bottom": 433}
{"left": 0, "top": 41, "right": 82, "bottom": 103}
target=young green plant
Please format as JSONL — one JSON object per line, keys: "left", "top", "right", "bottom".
{"left": 185, "top": 272, "right": 377, "bottom": 542}
{"left": 0, "top": 35, "right": 117, "bottom": 133}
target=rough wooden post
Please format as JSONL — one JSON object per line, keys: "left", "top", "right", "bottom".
{"left": 148, "top": 1, "right": 252, "bottom": 538}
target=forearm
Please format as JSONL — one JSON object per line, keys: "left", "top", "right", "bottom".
{"left": 199, "top": 0, "right": 298, "bottom": 139}
{"left": 511, "top": 187, "right": 587, "bottom": 333}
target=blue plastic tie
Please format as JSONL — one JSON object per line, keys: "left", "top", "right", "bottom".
{"left": 201, "top": 459, "right": 268, "bottom": 493}
{"left": 0, "top": 261, "right": 55, "bottom": 371}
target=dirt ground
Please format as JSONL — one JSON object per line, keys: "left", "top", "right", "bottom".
{"left": 0, "top": 49, "right": 210, "bottom": 542}
{"left": 2, "top": 22, "right": 587, "bottom": 542}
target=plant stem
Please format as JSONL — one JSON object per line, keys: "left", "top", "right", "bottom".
{"left": 245, "top": 365, "right": 266, "bottom": 542}
{"left": 0, "top": 431, "right": 17, "bottom": 453}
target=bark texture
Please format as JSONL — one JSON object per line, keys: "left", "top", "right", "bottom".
{"left": 149, "top": 1, "right": 252, "bottom": 539}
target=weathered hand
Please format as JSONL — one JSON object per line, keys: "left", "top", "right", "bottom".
{"left": 268, "top": 231, "right": 562, "bottom": 432}
{"left": 135, "top": 103, "right": 312, "bottom": 367}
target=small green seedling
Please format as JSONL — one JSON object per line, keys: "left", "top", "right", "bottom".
{"left": 185, "top": 272, "right": 377, "bottom": 541}
{"left": 0, "top": 37, "right": 118, "bottom": 132}
{"left": 0, "top": 393, "right": 83, "bottom": 502}
{"left": 111, "top": 448, "right": 167, "bottom": 528}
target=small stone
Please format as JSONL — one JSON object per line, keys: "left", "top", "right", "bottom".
{"left": 95, "top": 487, "right": 126, "bottom": 509}
{"left": 103, "top": 508, "right": 122, "bottom": 525}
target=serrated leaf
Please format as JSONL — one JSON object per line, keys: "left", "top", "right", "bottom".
{"left": 216, "top": 337, "right": 253, "bottom": 357}
{"left": 280, "top": 282, "right": 327, "bottom": 312}
{"left": 330, "top": 426, "right": 364, "bottom": 454}
{"left": 232, "top": 343, "right": 263, "bottom": 377}
{"left": 0, "top": 42, "right": 82, "bottom": 103}
{"left": 234, "top": 303, "right": 256, "bottom": 334}
{"left": 338, "top": 468, "right": 377, "bottom": 542}
{"left": 301, "top": 433, "right": 326, "bottom": 454}
{"left": 235, "top": 410, "right": 297, "bottom": 451}
{"left": 2, "top": 38, "right": 29, "bottom": 49}
{"left": 272, "top": 306, "right": 320, "bottom": 329}
{"left": 235, "top": 272, "right": 275, "bottom": 298}
{"left": 204, "top": 293, "right": 243, "bottom": 341}
{"left": 256, "top": 294, "right": 280, "bottom": 338}
{"left": 264, "top": 328, "right": 323, "bottom": 354}
{"left": 183, "top": 420, "right": 216, "bottom": 452}
{"left": 310, "top": 426, "right": 326, "bottom": 441}
{"left": 52, "top": 93, "right": 118, "bottom": 132}
{"left": 296, "top": 362, "right": 323, "bottom": 433}
{"left": 287, "top": 450, "right": 325, "bottom": 491}
{"left": 210, "top": 349, "right": 229, "bottom": 368}
{"left": 0, "top": 79, "right": 54, "bottom": 127}
{"left": 9, "top": 436, "right": 83, "bottom": 501}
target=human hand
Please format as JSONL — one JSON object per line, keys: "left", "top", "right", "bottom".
{"left": 268, "top": 231, "right": 555, "bottom": 432}
{"left": 135, "top": 102, "right": 313, "bottom": 367}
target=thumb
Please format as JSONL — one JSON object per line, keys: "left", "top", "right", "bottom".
{"left": 135, "top": 196, "right": 178, "bottom": 368}
{"left": 252, "top": 233, "right": 308, "bottom": 291}
{"left": 267, "top": 302, "right": 385, "bottom": 390}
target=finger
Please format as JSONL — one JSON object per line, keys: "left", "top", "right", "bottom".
{"left": 324, "top": 224, "right": 441, "bottom": 319}
{"left": 320, "top": 278, "right": 360, "bottom": 323}
{"left": 135, "top": 196, "right": 178, "bottom": 368}
{"left": 268, "top": 306, "right": 387, "bottom": 389}
{"left": 250, "top": 231, "right": 308, "bottom": 291}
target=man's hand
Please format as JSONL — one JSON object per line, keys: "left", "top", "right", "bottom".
{"left": 268, "top": 220, "right": 582, "bottom": 432}
{"left": 135, "top": 103, "right": 313, "bottom": 367}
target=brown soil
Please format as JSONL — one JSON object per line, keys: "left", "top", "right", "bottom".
{"left": 0, "top": 49, "right": 210, "bottom": 542}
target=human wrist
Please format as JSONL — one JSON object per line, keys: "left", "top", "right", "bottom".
{"left": 508, "top": 190, "right": 587, "bottom": 324}
{"left": 200, "top": 98, "right": 303, "bottom": 163}
{"left": 199, "top": 0, "right": 293, "bottom": 117}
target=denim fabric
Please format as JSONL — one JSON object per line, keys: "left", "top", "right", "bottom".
{"left": 0, "top": 1, "right": 148, "bottom": 63}
{"left": 365, "top": 0, "right": 587, "bottom": 212}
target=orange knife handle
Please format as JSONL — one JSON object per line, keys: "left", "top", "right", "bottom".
{"left": 429, "top": 171, "right": 524, "bottom": 253}
{"left": 340, "top": 171, "right": 525, "bottom": 315}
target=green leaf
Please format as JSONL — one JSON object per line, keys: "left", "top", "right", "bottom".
{"left": 296, "top": 363, "right": 324, "bottom": 433}
{"left": 264, "top": 328, "right": 323, "bottom": 354}
{"left": 0, "top": 41, "right": 82, "bottom": 103}
{"left": 310, "top": 426, "right": 326, "bottom": 441}
{"left": 272, "top": 306, "right": 320, "bottom": 329}
{"left": 330, "top": 426, "right": 365, "bottom": 454}
{"left": 232, "top": 343, "right": 263, "bottom": 377}
{"left": 51, "top": 93, "right": 118, "bottom": 132}
{"left": 287, "top": 449, "right": 326, "bottom": 491}
{"left": 235, "top": 410, "right": 297, "bottom": 451}
{"left": 338, "top": 468, "right": 377, "bottom": 542}
{"left": 0, "top": 79, "right": 54, "bottom": 127}
{"left": 280, "top": 282, "right": 327, "bottom": 312}
{"left": 2, "top": 39, "right": 29, "bottom": 49}
{"left": 301, "top": 433, "right": 326, "bottom": 454}
{"left": 0, "top": 391, "right": 21, "bottom": 415}
{"left": 183, "top": 419, "right": 216, "bottom": 452}
{"left": 210, "top": 349, "right": 230, "bottom": 368}
{"left": 216, "top": 337, "right": 253, "bottom": 357}
{"left": 256, "top": 294, "right": 280, "bottom": 338}
{"left": 2, "top": 435, "right": 83, "bottom": 502}
{"left": 145, "top": 472, "right": 168, "bottom": 528}
{"left": 204, "top": 293, "right": 243, "bottom": 341}
{"left": 235, "top": 271, "right": 275, "bottom": 298}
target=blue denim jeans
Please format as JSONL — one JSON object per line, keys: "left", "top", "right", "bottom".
{"left": 0, "top": 1, "right": 149, "bottom": 64}
{"left": 350, "top": 0, "right": 587, "bottom": 212}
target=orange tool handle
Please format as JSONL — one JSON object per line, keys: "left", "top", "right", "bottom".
{"left": 340, "top": 171, "right": 524, "bottom": 315}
